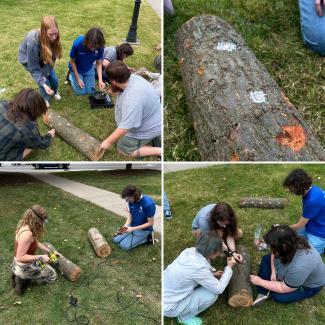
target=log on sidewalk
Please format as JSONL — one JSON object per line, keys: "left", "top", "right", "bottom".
{"left": 43, "top": 109, "right": 104, "bottom": 161}
{"left": 175, "top": 15, "right": 325, "bottom": 161}
{"left": 44, "top": 243, "right": 81, "bottom": 282}
{"left": 239, "top": 197, "right": 288, "bottom": 209}
{"left": 228, "top": 245, "right": 253, "bottom": 307}
{"left": 88, "top": 227, "right": 112, "bottom": 257}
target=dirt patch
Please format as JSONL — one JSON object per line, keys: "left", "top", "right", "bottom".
{"left": 0, "top": 173, "right": 40, "bottom": 186}
{"left": 100, "top": 169, "right": 161, "bottom": 177}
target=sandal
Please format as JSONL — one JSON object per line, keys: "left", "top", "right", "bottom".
{"left": 177, "top": 316, "right": 203, "bottom": 325}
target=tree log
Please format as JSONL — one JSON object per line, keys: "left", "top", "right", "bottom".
{"left": 228, "top": 245, "right": 253, "bottom": 307}
{"left": 88, "top": 227, "right": 112, "bottom": 257}
{"left": 239, "top": 197, "right": 288, "bottom": 209}
{"left": 43, "top": 109, "right": 104, "bottom": 161}
{"left": 44, "top": 243, "right": 81, "bottom": 282}
{"left": 175, "top": 15, "right": 325, "bottom": 161}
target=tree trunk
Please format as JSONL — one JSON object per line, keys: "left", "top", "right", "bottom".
{"left": 43, "top": 109, "right": 104, "bottom": 161}
{"left": 88, "top": 227, "right": 112, "bottom": 257}
{"left": 239, "top": 197, "right": 288, "bottom": 209}
{"left": 175, "top": 15, "right": 325, "bottom": 161}
{"left": 44, "top": 243, "right": 81, "bottom": 282}
{"left": 228, "top": 245, "right": 253, "bottom": 307}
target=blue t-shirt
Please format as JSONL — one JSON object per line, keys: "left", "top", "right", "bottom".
{"left": 68, "top": 35, "right": 104, "bottom": 74}
{"left": 303, "top": 185, "right": 325, "bottom": 238}
{"left": 191, "top": 204, "right": 216, "bottom": 232}
{"left": 129, "top": 195, "right": 155, "bottom": 231}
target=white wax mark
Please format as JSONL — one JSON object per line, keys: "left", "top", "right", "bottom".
{"left": 216, "top": 41, "right": 237, "bottom": 51}
{"left": 250, "top": 91, "right": 267, "bottom": 103}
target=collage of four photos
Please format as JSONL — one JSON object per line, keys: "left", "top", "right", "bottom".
{"left": 0, "top": 1, "right": 325, "bottom": 324}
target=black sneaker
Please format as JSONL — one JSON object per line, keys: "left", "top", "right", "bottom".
{"left": 15, "top": 277, "right": 31, "bottom": 295}
{"left": 164, "top": 210, "right": 173, "bottom": 220}
{"left": 11, "top": 272, "right": 16, "bottom": 288}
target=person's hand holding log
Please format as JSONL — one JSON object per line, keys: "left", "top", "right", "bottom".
{"left": 249, "top": 275, "right": 263, "bottom": 286}
{"left": 227, "top": 256, "right": 237, "bottom": 268}
{"left": 47, "top": 129, "right": 56, "bottom": 138}
{"left": 232, "top": 252, "right": 244, "bottom": 263}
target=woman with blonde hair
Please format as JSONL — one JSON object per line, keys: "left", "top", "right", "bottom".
{"left": 11, "top": 205, "right": 58, "bottom": 295}
{"left": 18, "top": 16, "right": 63, "bottom": 107}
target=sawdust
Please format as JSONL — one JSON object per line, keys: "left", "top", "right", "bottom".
{"left": 276, "top": 125, "right": 306, "bottom": 152}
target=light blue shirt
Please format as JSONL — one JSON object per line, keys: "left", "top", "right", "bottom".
{"left": 192, "top": 204, "right": 217, "bottom": 232}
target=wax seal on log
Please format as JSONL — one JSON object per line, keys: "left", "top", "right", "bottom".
{"left": 239, "top": 197, "right": 288, "bottom": 209}
{"left": 43, "top": 109, "right": 105, "bottom": 161}
{"left": 44, "top": 243, "right": 81, "bottom": 282}
{"left": 175, "top": 15, "right": 325, "bottom": 161}
{"left": 228, "top": 246, "right": 253, "bottom": 307}
{"left": 88, "top": 227, "right": 112, "bottom": 257}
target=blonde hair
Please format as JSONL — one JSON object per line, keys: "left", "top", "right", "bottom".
{"left": 39, "top": 16, "right": 62, "bottom": 66}
{"left": 16, "top": 205, "right": 47, "bottom": 240}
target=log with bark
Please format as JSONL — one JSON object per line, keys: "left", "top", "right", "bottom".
{"left": 175, "top": 15, "right": 325, "bottom": 161}
{"left": 43, "top": 109, "right": 104, "bottom": 161}
{"left": 44, "top": 243, "right": 81, "bottom": 282}
{"left": 228, "top": 245, "right": 253, "bottom": 307}
{"left": 88, "top": 227, "right": 112, "bottom": 257}
{"left": 239, "top": 197, "right": 288, "bottom": 209}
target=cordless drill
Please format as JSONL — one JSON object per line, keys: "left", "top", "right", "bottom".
{"left": 35, "top": 251, "right": 60, "bottom": 270}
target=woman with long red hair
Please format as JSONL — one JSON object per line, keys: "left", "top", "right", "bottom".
{"left": 18, "top": 16, "right": 62, "bottom": 107}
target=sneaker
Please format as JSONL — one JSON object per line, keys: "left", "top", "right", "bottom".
{"left": 15, "top": 277, "right": 28, "bottom": 295}
{"left": 11, "top": 272, "right": 16, "bottom": 288}
{"left": 53, "top": 92, "right": 61, "bottom": 101}
{"left": 45, "top": 100, "right": 50, "bottom": 108}
{"left": 164, "top": 210, "right": 173, "bottom": 220}
{"left": 252, "top": 293, "right": 270, "bottom": 307}
{"left": 177, "top": 316, "right": 202, "bottom": 325}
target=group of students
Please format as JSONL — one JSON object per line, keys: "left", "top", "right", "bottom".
{"left": 0, "top": 15, "right": 161, "bottom": 161}
{"left": 11, "top": 185, "right": 156, "bottom": 295}
{"left": 164, "top": 169, "right": 325, "bottom": 325}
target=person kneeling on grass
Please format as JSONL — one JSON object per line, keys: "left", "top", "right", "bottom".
{"left": 11, "top": 205, "right": 58, "bottom": 295}
{"left": 192, "top": 202, "right": 244, "bottom": 263}
{"left": 68, "top": 27, "right": 106, "bottom": 96}
{"left": 164, "top": 233, "right": 236, "bottom": 325}
{"left": 0, "top": 88, "right": 55, "bottom": 161}
{"left": 18, "top": 16, "right": 63, "bottom": 107}
{"left": 113, "top": 185, "right": 155, "bottom": 250}
{"left": 283, "top": 168, "right": 325, "bottom": 254}
{"left": 250, "top": 225, "right": 325, "bottom": 307}
{"left": 99, "top": 61, "right": 161, "bottom": 158}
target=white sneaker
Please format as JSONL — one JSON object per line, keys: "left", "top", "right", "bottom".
{"left": 252, "top": 293, "right": 270, "bottom": 307}
{"left": 53, "top": 92, "right": 61, "bottom": 101}
{"left": 45, "top": 100, "right": 50, "bottom": 108}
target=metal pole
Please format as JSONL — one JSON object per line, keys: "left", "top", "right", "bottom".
{"left": 125, "top": 0, "right": 141, "bottom": 44}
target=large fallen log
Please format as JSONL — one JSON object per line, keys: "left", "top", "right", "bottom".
{"left": 43, "top": 109, "right": 104, "bottom": 161}
{"left": 175, "top": 15, "right": 325, "bottom": 161}
{"left": 239, "top": 197, "right": 288, "bottom": 209}
{"left": 88, "top": 227, "right": 112, "bottom": 257}
{"left": 228, "top": 246, "right": 253, "bottom": 307}
{"left": 44, "top": 243, "right": 81, "bottom": 282}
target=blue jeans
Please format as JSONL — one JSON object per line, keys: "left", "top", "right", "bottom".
{"left": 256, "top": 254, "right": 323, "bottom": 303}
{"left": 163, "top": 192, "right": 171, "bottom": 212}
{"left": 297, "top": 228, "right": 325, "bottom": 254}
{"left": 69, "top": 68, "right": 95, "bottom": 96}
{"left": 112, "top": 229, "right": 151, "bottom": 250}
{"left": 299, "top": 0, "right": 325, "bottom": 55}
{"left": 39, "top": 68, "right": 59, "bottom": 101}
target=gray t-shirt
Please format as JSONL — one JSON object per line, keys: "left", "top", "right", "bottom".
{"left": 115, "top": 74, "right": 161, "bottom": 139}
{"left": 18, "top": 30, "right": 52, "bottom": 87}
{"left": 192, "top": 204, "right": 217, "bottom": 232}
{"left": 103, "top": 46, "right": 117, "bottom": 62}
{"left": 275, "top": 245, "right": 325, "bottom": 288}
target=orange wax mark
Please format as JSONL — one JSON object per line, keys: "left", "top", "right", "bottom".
{"left": 230, "top": 153, "right": 240, "bottom": 161}
{"left": 276, "top": 125, "right": 306, "bottom": 152}
{"left": 183, "top": 39, "right": 193, "bottom": 49}
{"left": 197, "top": 67, "right": 205, "bottom": 75}
{"left": 178, "top": 58, "right": 185, "bottom": 64}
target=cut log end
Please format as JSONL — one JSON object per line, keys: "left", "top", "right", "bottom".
{"left": 228, "top": 290, "right": 253, "bottom": 307}
{"left": 99, "top": 245, "right": 112, "bottom": 257}
{"left": 70, "top": 267, "right": 82, "bottom": 282}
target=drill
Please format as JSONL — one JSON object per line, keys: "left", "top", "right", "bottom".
{"left": 35, "top": 251, "right": 60, "bottom": 270}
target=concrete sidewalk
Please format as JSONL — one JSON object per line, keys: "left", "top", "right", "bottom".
{"left": 146, "top": 0, "right": 161, "bottom": 18}
{"left": 30, "top": 173, "right": 162, "bottom": 233}
{"left": 164, "top": 163, "right": 219, "bottom": 173}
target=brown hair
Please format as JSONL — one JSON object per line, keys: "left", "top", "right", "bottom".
{"left": 16, "top": 205, "right": 48, "bottom": 240}
{"left": 7, "top": 88, "right": 48, "bottom": 124}
{"left": 116, "top": 43, "right": 134, "bottom": 60}
{"left": 39, "top": 16, "right": 62, "bottom": 66}
{"left": 106, "top": 61, "right": 131, "bottom": 83}
{"left": 121, "top": 185, "right": 141, "bottom": 202}
{"left": 84, "top": 27, "right": 105, "bottom": 49}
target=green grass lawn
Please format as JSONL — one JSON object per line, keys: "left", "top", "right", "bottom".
{"left": 164, "top": 0, "right": 325, "bottom": 161}
{"left": 0, "top": 0, "right": 161, "bottom": 161}
{"left": 0, "top": 172, "right": 161, "bottom": 324}
{"left": 164, "top": 164, "right": 325, "bottom": 325}
{"left": 57, "top": 169, "right": 162, "bottom": 204}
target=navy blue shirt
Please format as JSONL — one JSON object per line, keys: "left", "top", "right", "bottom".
{"left": 129, "top": 195, "right": 155, "bottom": 231}
{"left": 303, "top": 186, "right": 325, "bottom": 238}
{"left": 68, "top": 35, "right": 104, "bottom": 74}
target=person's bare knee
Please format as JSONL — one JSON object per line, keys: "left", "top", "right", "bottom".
{"left": 23, "top": 148, "right": 32, "bottom": 159}
{"left": 235, "top": 228, "right": 243, "bottom": 239}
